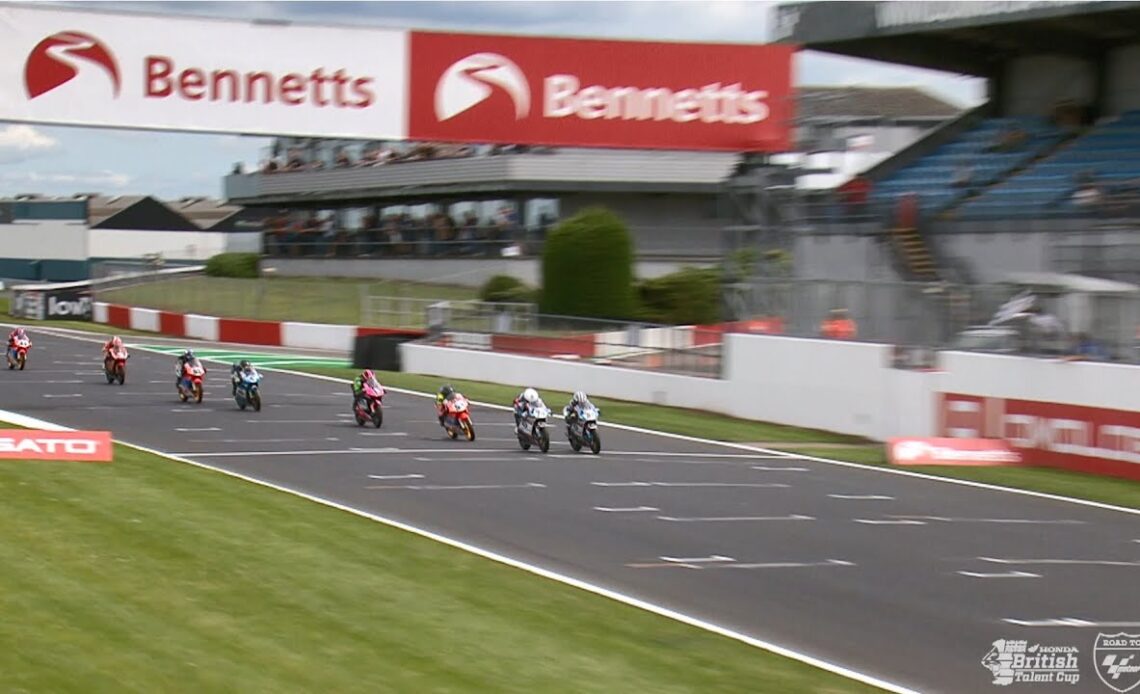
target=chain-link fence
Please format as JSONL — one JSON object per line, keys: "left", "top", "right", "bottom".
{"left": 728, "top": 277, "right": 1140, "bottom": 363}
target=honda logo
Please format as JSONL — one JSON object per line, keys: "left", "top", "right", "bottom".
{"left": 435, "top": 52, "right": 530, "bottom": 122}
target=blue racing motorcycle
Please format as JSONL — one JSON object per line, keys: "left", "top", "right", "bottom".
{"left": 234, "top": 368, "right": 263, "bottom": 412}
{"left": 565, "top": 403, "right": 602, "bottom": 454}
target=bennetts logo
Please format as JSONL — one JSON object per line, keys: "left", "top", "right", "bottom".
{"left": 25, "top": 30, "right": 121, "bottom": 99}
{"left": 435, "top": 52, "right": 530, "bottom": 122}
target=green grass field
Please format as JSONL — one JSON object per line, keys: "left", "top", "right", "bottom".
{"left": 0, "top": 435, "right": 880, "bottom": 694}
{"left": 97, "top": 276, "right": 478, "bottom": 327}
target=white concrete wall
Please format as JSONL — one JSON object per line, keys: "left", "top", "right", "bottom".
{"left": 282, "top": 321, "right": 355, "bottom": 353}
{"left": 262, "top": 257, "right": 708, "bottom": 287}
{"left": 90, "top": 230, "right": 260, "bottom": 261}
{"left": 0, "top": 221, "right": 88, "bottom": 260}
{"left": 129, "top": 307, "right": 160, "bottom": 333}
{"left": 937, "top": 351, "right": 1140, "bottom": 411}
{"left": 1106, "top": 44, "right": 1140, "bottom": 115}
{"left": 185, "top": 314, "right": 219, "bottom": 342}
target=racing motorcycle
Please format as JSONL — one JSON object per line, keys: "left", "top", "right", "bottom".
{"left": 234, "top": 368, "right": 263, "bottom": 412}
{"left": 104, "top": 346, "right": 128, "bottom": 385}
{"left": 441, "top": 393, "right": 475, "bottom": 441}
{"left": 353, "top": 379, "right": 384, "bottom": 428}
{"left": 516, "top": 402, "right": 551, "bottom": 453}
{"left": 565, "top": 402, "right": 602, "bottom": 455}
{"left": 7, "top": 336, "right": 30, "bottom": 370}
{"left": 177, "top": 359, "right": 206, "bottom": 404}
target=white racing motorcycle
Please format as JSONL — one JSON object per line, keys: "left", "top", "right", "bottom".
{"left": 516, "top": 402, "right": 551, "bottom": 453}
{"left": 565, "top": 403, "right": 601, "bottom": 454}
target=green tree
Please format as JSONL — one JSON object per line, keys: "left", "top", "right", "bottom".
{"left": 540, "top": 208, "right": 636, "bottom": 319}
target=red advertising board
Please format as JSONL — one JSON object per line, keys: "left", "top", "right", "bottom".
{"left": 887, "top": 437, "right": 1022, "bottom": 467}
{"left": 0, "top": 430, "right": 113, "bottom": 462}
{"left": 939, "top": 393, "right": 1140, "bottom": 481}
{"left": 408, "top": 31, "right": 794, "bottom": 152}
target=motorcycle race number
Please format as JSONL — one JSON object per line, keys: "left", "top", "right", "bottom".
{"left": 0, "top": 430, "right": 113, "bottom": 462}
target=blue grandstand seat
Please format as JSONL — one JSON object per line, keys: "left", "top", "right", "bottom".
{"left": 956, "top": 111, "right": 1140, "bottom": 219}
{"left": 871, "top": 117, "right": 1066, "bottom": 218}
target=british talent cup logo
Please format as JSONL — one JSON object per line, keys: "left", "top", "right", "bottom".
{"left": 892, "top": 440, "right": 930, "bottom": 462}
{"left": 434, "top": 52, "right": 530, "bottom": 122}
{"left": 1095, "top": 633, "right": 1140, "bottom": 693}
{"left": 24, "top": 30, "right": 121, "bottom": 99}
{"left": 981, "top": 638, "right": 1080, "bottom": 686}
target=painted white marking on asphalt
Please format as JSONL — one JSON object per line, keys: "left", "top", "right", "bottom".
{"left": 854, "top": 519, "right": 926, "bottom": 525}
{"left": 829, "top": 494, "right": 895, "bottom": 500}
{"left": 752, "top": 466, "right": 809, "bottom": 471}
{"left": 594, "top": 506, "right": 659, "bottom": 513}
{"left": 1005, "top": 619, "right": 1140, "bottom": 628}
{"left": 367, "top": 482, "right": 547, "bottom": 491}
{"left": 728, "top": 559, "right": 855, "bottom": 569}
{"left": 888, "top": 515, "right": 1086, "bottom": 525}
{"left": 657, "top": 514, "right": 815, "bottom": 523}
{"left": 661, "top": 555, "right": 734, "bottom": 563}
{"left": 42, "top": 393, "right": 82, "bottom": 398}
{"left": 957, "top": 571, "right": 1041, "bottom": 579}
{"left": 22, "top": 379, "right": 83, "bottom": 384}
{"left": 591, "top": 481, "right": 789, "bottom": 488}
{"left": 356, "top": 432, "right": 408, "bottom": 437}
{"left": 242, "top": 420, "right": 345, "bottom": 424}
{"left": 368, "top": 474, "right": 425, "bottom": 480}
{"left": 175, "top": 427, "right": 221, "bottom": 432}
{"left": 979, "top": 557, "right": 1140, "bottom": 567}
{"left": 148, "top": 380, "right": 170, "bottom": 384}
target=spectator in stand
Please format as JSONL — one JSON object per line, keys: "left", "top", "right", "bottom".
{"left": 819, "top": 309, "right": 857, "bottom": 340}
{"left": 838, "top": 175, "right": 872, "bottom": 216}
{"left": 1071, "top": 171, "right": 1103, "bottom": 210}
{"left": 951, "top": 163, "right": 973, "bottom": 188}
{"left": 334, "top": 149, "right": 353, "bottom": 168}
{"left": 985, "top": 124, "right": 1029, "bottom": 153}
{"left": 1067, "top": 332, "right": 1110, "bottom": 362}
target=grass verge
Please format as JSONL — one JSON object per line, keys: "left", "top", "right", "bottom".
{"left": 0, "top": 433, "right": 879, "bottom": 693}
{"left": 291, "top": 367, "right": 1140, "bottom": 511}
{"left": 97, "top": 276, "right": 478, "bottom": 327}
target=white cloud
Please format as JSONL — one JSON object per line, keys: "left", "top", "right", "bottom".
{"left": 1, "top": 170, "right": 132, "bottom": 189}
{"left": 0, "top": 125, "right": 60, "bottom": 163}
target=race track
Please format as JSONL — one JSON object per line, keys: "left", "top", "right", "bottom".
{"left": 4, "top": 328, "right": 1138, "bottom": 693}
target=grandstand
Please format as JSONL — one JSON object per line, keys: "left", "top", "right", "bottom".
{"left": 222, "top": 87, "right": 958, "bottom": 259}
{"left": 777, "top": 0, "right": 1140, "bottom": 288}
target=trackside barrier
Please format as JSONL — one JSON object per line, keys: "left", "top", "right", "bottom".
{"left": 91, "top": 302, "right": 426, "bottom": 352}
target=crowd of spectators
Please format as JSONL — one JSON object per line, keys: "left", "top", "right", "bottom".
{"left": 262, "top": 206, "right": 557, "bottom": 259}
{"left": 246, "top": 141, "right": 556, "bottom": 175}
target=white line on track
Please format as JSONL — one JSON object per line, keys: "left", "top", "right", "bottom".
{"left": 854, "top": 519, "right": 926, "bottom": 525}
{"left": 594, "top": 506, "right": 659, "bottom": 513}
{"left": 979, "top": 557, "right": 1140, "bottom": 567}
{"left": 175, "top": 427, "right": 221, "bottom": 432}
{"left": 42, "top": 393, "right": 82, "bottom": 398}
{"left": 752, "top": 465, "right": 809, "bottom": 471}
{"left": 367, "top": 482, "right": 546, "bottom": 491}
{"left": 657, "top": 514, "right": 815, "bottom": 523}
{"left": 1003, "top": 619, "right": 1140, "bottom": 628}
{"left": 20, "top": 379, "right": 83, "bottom": 384}
{"left": 591, "top": 481, "right": 788, "bottom": 488}
{"left": 729, "top": 559, "right": 855, "bottom": 569}
{"left": 957, "top": 571, "right": 1040, "bottom": 579}
{"left": 356, "top": 432, "right": 408, "bottom": 437}
{"left": 889, "top": 515, "right": 1086, "bottom": 525}
{"left": 830, "top": 494, "right": 895, "bottom": 500}
{"left": 174, "top": 447, "right": 512, "bottom": 458}
{"left": 368, "top": 474, "right": 424, "bottom": 480}
{"left": 661, "top": 555, "right": 734, "bottom": 563}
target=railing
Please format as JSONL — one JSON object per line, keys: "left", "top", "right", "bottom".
{"left": 729, "top": 277, "right": 1140, "bottom": 363}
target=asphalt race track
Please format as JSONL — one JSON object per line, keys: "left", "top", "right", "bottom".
{"left": 4, "top": 328, "right": 1139, "bottom": 693}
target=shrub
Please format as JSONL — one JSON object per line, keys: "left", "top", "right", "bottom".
{"left": 637, "top": 267, "right": 722, "bottom": 325}
{"left": 479, "top": 274, "right": 535, "bottom": 304}
{"left": 204, "top": 253, "right": 259, "bottom": 278}
{"left": 540, "top": 208, "right": 636, "bottom": 319}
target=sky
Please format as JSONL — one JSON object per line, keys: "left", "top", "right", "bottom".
{"left": 0, "top": 0, "right": 986, "bottom": 200}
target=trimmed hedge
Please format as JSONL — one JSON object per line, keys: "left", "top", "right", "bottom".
{"left": 479, "top": 274, "right": 536, "bottom": 304}
{"left": 540, "top": 208, "right": 636, "bottom": 319}
{"left": 204, "top": 253, "right": 259, "bottom": 278}
{"left": 637, "top": 267, "right": 721, "bottom": 325}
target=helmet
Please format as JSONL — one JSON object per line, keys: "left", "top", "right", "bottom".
{"left": 363, "top": 369, "right": 375, "bottom": 382}
{"left": 441, "top": 384, "right": 454, "bottom": 398}
{"left": 523, "top": 387, "right": 539, "bottom": 404}
{"left": 240, "top": 359, "right": 253, "bottom": 372}
{"left": 14, "top": 327, "right": 25, "bottom": 337}
{"left": 111, "top": 336, "right": 123, "bottom": 348}
{"left": 573, "top": 390, "right": 587, "bottom": 404}
{"left": 182, "top": 349, "right": 194, "bottom": 360}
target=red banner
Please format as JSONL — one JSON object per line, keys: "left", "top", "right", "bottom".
{"left": 887, "top": 437, "right": 1022, "bottom": 467}
{"left": 408, "top": 31, "right": 794, "bottom": 152}
{"left": 939, "top": 393, "right": 1140, "bottom": 480}
{"left": 0, "top": 430, "right": 113, "bottom": 462}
